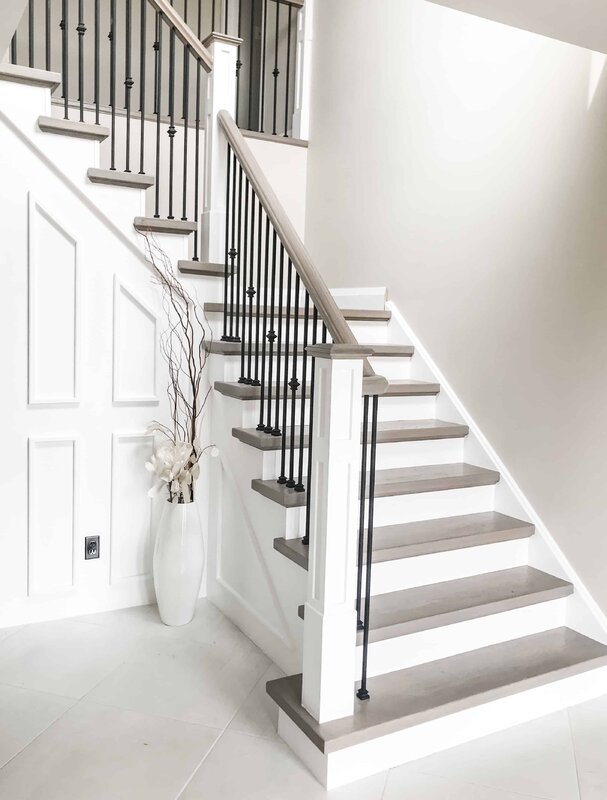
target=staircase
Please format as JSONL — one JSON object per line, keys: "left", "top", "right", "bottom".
{"left": 3, "top": 0, "right": 607, "bottom": 791}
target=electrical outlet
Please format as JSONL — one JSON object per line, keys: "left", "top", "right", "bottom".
{"left": 85, "top": 536, "right": 100, "bottom": 560}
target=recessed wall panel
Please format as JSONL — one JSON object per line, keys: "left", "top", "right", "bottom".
{"left": 113, "top": 279, "right": 158, "bottom": 404}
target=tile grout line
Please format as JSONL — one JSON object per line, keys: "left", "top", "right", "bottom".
{"left": 173, "top": 663, "right": 276, "bottom": 800}
{"left": 566, "top": 708, "right": 584, "bottom": 800}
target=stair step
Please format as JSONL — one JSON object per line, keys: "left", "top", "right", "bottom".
{"left": 37, "top": 115, "right": 109, "bottom": 141}
{"left": 267, "top": 628, "right": 607, "bottom": 754}
{"left": 87, "top": 167, "right": 155, "bottom": 189}
{"left": 0, "top": 64, "right": 61, "bottom": 90}
{"left": 234, "top": 419, "right": 468, "bottom": 451}
{"left": 206, "top": 340, "right": 413, "bottom": 357}
{"left": 179, "top": 260, "right": 229, "bottom": 277}
{"left": 203, "top": 302, "right": 392, "bottom": 322}
{"left": 274, "top": 511, "right": 535, "bottom": 570}
{"left": 296, "top": 567, "right": 572, "bottom": 641}
{"left": 253, "top": 462, "right": 500, "bottom": 508}
{"left": 214, "top": 378, "right": 437, "bottom": 401}
{"left": 133, "top": 216, "right": 198, "bottom": 235}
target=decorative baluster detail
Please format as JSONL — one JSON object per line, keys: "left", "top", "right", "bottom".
{"left": 167, "top": 26, "right": 176, "bottom": 218}
{"left": 76, "top": 0, "right": 87, "bottom": 122}
{"left": 181, "top": 46, "right": 190, "bottom": 219}
{"left": 271, "top": 0, "right": 280, "bottom": 135}
{"left": 286, "top": 273, "right": 300, "bottom": 486}
{"left": 264, "top": 230, "right": 278, "bottom": 433}
{"left": 138, "top": 0, "right": 146, "bottom": 172}
{"left": 124, "top": 0, "right": 134, "bottom": 170}
{"left": 153, "top": 12, "right": 162, "bottom": 213}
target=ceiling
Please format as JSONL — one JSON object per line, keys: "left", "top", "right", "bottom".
{"left": 426, "top": 0, "right": 607, "bottom": 55}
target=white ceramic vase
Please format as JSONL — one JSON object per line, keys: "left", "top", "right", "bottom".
{"left": 153, "top": 499, "right": 204, "bottom": 626}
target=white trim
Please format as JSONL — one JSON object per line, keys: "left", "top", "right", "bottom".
{"left": 386, "top": 299, "right": 607, "bottom": 636}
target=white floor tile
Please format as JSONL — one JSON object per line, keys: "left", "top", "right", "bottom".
{"left": 0, "top": 685, "right": 74, "bottom": 769}
{"left": 384, "top": 766, "right": 545, "bottom": 800}
{"left": 0, "top": 620, "right": 134, "bottom": 699}
{"left": 87, "top": 631, "right": 270, "bottom": 728}
{"left": 228, "top": 663, "right": 285, "bottom": 740}
{"left": 0, "top": 626, "right": 22, "bottom": 644}
{"left": 0, "top": 700, "right": 220, "bottom": 800}
{"left": 568, "top": 692, "right": 607, "bottom": 799}
{"left": 410, "top": 711, "right": 580, "bottom": 800}
{"left": 179, "top": 730, "right": 387, "bottom": 800}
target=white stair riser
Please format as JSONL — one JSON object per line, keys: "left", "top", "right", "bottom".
{"left": 377, "top": 395, "right": 437, "bottom": 422}
{"left": 261, "top": 437, "right": 465, "bottom": 480}
{"left": 0, "top": 80, "right": 50, "bottom": 129}
{"left": 368, "top": 356, "right": 411, "bottom": 380}
{"left": 86, "top": 183, "right": 147, "bottom": 237}
{"left": 372, "top": 484, "right": 496, "bottom": 528}
{"left": 347, "top": 320, "right": 392, "bottom": 343}
{"left": 359, "top": 597, "right": 567, "bottom": 678}
{"left": 278, "top": 664, "right": 607, "bottom": 789}
{"left": 371, "top": 538, "right": 528, "bottom": 595}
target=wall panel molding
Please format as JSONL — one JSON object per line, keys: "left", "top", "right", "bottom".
{"left": 110, "top": 431, "right": 155, "bottom": 584}
{"left": 27, "top": 436, "right": 76, "bottom": 596}
{"left": 112, "top": 277, "right": 159, "bottom": 405}
{"left": 28, "top": 193, "right": 79, "bottom": 406}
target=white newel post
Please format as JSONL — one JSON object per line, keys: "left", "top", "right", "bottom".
{"left": 301, "top": 343, "right": 373, "bottom": 724}
{"left": 201, "top": 33, "right": 242, "bottom": 264}
{"left": 292, "top": 0, "right": 314, "bottom": 140}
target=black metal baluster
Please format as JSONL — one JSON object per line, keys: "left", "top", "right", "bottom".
{"left": 356, "top": 396, "right": 370, "bottom": 628}
{"left": 234, "top": 164, "right": 243, "bottom": 340}
{"left": 246, "top": 190, "right": 256, "bottom": 383}
{"left": 295, "top": 292, "right": 310, "bottom": 490}
{"left": 235, "top": 0, "right": 242, "bottom": 126}
{"left": 252, "top": 197, "right": 263, "bottom": 387}
{"left": 272, "top": 243, "right": 284, "bottom": 435}
{"left": 278, "top": 259, "right": 293, "bottom": 484}
{"left": 153, "top": 13, "right": 162, "bottom": 214}
{"left": 260, "top": 0, "right": 268, "bottom": 133}
{"left": 239, "top": 177, "right": 250, "bottom": 382}
{"left": 138, "top": 0, "right": 146, "bottom": 171}
{"left": 61, "top": 0, "right": 69, "bottom": 119}
{"left": 221, "top": 143, "right": 232, "bottom": 341}
{"left": 283, "top": 4, "right": 292, "bottom": 137}
{"left": 224, "top": 0, "right": 229, "bottom": 34}
{"left": 271, "top": 0, "right": 279, "bottom": 135}
{"left": 181, "top": 46, "right": 190, "bottom": 219}
{"left": 286, "top": 273, "right": 300, "bottom": 486}
{"left": 247, "top": 0, "right": 255, "bottom": 130}
{"left": 228, "top": 152, "right": 238, "bottom": 338}
{"left": 257, "top": 216, "right": 270, "bottom": 430}
{"left": 264, "top": 230, "right": 278, "bottom": 433}
{"left": 10, "top": 33, "right": 17, "bottom": 66}
{"left": 167, "top": 26, "right": 176, "bottom": 218}
{"left": 153, "top": 12, "right": 159, "bottom": 115}
{"left": 77, "top": 0, "right": 86, "bottom": 122}
{"left": 357, "top": 395, "right": 379, "bottom": 702}
{"left": 29, "top": 0, "right": 34, "bottom": 68}
{"left": 94, "top": 0, "right": 100, "bottom": 124}
{"left": 109, "top": 0, "right": 116, "bottom": 165}
{"left": 124, "top": 0, "right": 133, "bottom": 169}
{"left": 46, "top": 0, "right": 52, "bottom": 71}
{"left": 302, "top": 306, "right": 319, "bottom": 545}
{"left": 192, "top": 0, "right": 202, "bottom": 259}
{"left": 212, "top": 0, "right": 216, "bottom": 31}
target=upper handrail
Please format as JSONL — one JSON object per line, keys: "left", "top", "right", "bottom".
{"left": 148, "top": 0, "right": 213, "bottom": 72}
{"left": 218, "top": 109, "right": 375, "bottom": 377}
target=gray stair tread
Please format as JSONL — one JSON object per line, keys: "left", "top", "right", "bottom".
{"left": 205, "top": 340, "right": 412, "bottom": 357}
{"left": 134, "top": 216, "right": 197, "bottom": 234}
{"left": 87, "top": 167, "right": 154, "bottom": 189}
{"left": 214, "top": 379, "right": 439, "bottom": 401}
{"left": 204, "top": 302, "right": 392, "bottom": 322}
{"left": 267, "top": 628, "right": 607, "bottom": 753}
{"left": 0, "top": 64, "right": 61, "bottom": 89}
{"left": 253, "top": 463, "right": 500, "bottom": 508}
{"left": 179, "top": 261, "right": 229, "bottom": 277}
{"left": 234, "top": 419, "right": 468, "bottom": 451}
{"left": 273, "top": 511, "right": 535, "bottom": 570}
{"left": 297, "top": 567, "right": 572, "bottom": 641}
{"left": 38, "top": 115, "right": 109, "bottom": 141}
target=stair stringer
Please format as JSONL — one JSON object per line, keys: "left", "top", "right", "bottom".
{"left": 379, "top": 294, "right": 607, "bottom": 645}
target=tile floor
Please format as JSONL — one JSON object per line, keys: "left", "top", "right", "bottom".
{"left": 0, "top": 600, "right": 605, "bottom": 799}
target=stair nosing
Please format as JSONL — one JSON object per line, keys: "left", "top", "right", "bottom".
{"left": 87, "top": 167, "right": 155, "bottom": 189}
{"left": 178, "top": 260, "right": 230, "bottom": 277}
{"left": 37, "top": 115, "right": 109, "bottom": 141}
{"left": 214, "top": 379, "right": 440, "bottom": 401}
{"left": 206, "top": 341, "right": 413, "bottom": 358}
{"left": 133, "top": 216, "right": 197, "bottom": 234}
{"left": 0, "top": 64, "right": 61, "bottom": 89}
{"left": 203, "top": 301, "right": 392, "bottom": 322}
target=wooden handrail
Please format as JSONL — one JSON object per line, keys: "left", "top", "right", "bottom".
{"left": 218, "top": 110, "right": 375, "bottom": 377}
{"left": 147, "top": 0, "right": 213, "bottom": 72}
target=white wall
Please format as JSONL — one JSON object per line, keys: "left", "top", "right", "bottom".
{"left": 304, "top": 1, "right": 607, "bottom": 612}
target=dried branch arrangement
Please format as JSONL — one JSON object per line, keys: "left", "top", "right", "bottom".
{"left": 142, "top": 235, "right": 215, "bottom": 503}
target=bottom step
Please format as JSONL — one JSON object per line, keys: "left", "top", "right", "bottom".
{"left": 268, "top": 628, "right": 607, "bottom": 788}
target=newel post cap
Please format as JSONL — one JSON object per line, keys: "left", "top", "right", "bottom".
{"left": 306, "top": 343, "right": 374, "bottom": 360}
{"left": 202, "top": 32, "right": 243, "bottom": 49}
